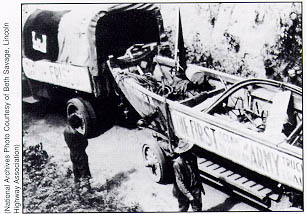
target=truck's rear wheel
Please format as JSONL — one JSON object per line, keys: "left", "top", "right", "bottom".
{"left": 142, "top": 141, "right": 169, "bottom": 184}
{"left": 66, "top": 97, "right": 96, "bottom": 138}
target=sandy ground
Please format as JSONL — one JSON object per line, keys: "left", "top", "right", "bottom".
{"left": 23, "top": 103, "right": 261, "bottom": 212}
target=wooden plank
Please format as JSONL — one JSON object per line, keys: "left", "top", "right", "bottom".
{"left": 197, "top": 158, "right": 208, "bottom": 164}
{"left": 199, "top": 163, "right": 219, "bottom": 175}
{"left": 235, "top": 177, "right": 249, "bottom": 184}
{"left": 230, "top": 179, "right": 269, "bottom": 200}
{"left": 213, "top": 167, "right": 227, "bottom": 175}
{"left": 211, "top": 164, "right": 221, "bottom": 170}
{"left": 227, "top": 174, "right": 242, "bottom": 181}
{"left": 201, "top": 161, "right": 214, "bottom": 168}
{"left": 242, "top": 180, "right": 257, "bottom": 188}
{"left": 218, "top": 170, "right": 234, "bottom": 178}
{"left": 257, "top": 188, "right": 273, "bottom": 196}
{"left": 197, "top": 156, "right": 277, "bottom": 202}
{"left": 232, "top": 190, "right": 270, "bottom": 209}
{"left": 250, "top": 184, "right": 265, "bottom": 192}
{"left": 198, "top": 162, "right": 231, "bottom": 182}
{"left": 198, "top": 162, "right": 213, "bottom": 172}
{"left": 269, "top": 193, "right": 279, "bottom": 201}
{"left": 200, "top": 174, "right": 224, "bottom": 187}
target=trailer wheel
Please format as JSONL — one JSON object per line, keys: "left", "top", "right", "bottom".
{"left": 142, "top": 141, "right": 169, "bottom": 184}
{"left": 66, "top": 97, "right": 96, "bottom": 138}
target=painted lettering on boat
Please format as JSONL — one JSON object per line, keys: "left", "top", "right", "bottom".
{"left": 171, "top": 110, "right": 302, "bottom": 191}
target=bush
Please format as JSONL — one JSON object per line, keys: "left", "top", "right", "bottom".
{"left": 262, "top": 10, "right": 302, "bottom": 86}
{"left": 23, "top": 143, "right": 142, "bottom": 213}
{"left": 164, "top": 22, "right": 255, "bottom": 78}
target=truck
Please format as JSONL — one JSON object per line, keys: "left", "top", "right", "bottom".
{"left": 22, "top": 3, "right": 166, "bottom": 137}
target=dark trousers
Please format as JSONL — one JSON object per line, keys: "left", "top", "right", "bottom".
{"left": 174, "top": 187, "right": 202, "bottom": 212}
{"left": 71, "top": 152, "right": 91, "bottom": 183}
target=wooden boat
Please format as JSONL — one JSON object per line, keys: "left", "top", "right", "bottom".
{"left": 107, "top": 43, "right": 302, "bottom": 209}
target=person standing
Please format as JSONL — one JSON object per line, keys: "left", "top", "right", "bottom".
{"left": 172, "top": 140, "right": 205, "bottom": 212}
{"left": 64, "top": 114, "right": 91, "bottom": 192}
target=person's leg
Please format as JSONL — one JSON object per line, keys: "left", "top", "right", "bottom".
{"left": 177, "top": 193, "right": 190, "bottom": 212}
{"left": 71, "top": 154, "right": 81, "bottom": 183}
{"left": 72, "top": 161, "right": 81, "bottom": 195}
{"left": 79, "top": 153, "right": 91, "bottom": 178}
{"left": 190, "top": 188, "right": 202, "bottom": 211}
{"left": 78, "top": 152, "right": 91, "bottom": 192}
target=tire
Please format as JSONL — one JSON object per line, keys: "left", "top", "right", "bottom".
{"left": 66, "top": 97, "right": 97, "bottom": 138}
{"left": 142, "top": 141, "right": 169, "bottom": 184}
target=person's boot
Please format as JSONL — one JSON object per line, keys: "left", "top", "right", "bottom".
{"left": 74, "top": 181, "right": 81, "bottom": 196}
{"left": 80, "top": 177, "right": 92, "bottom": 194}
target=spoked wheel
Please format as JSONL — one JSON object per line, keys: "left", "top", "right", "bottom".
{"left": 142, "top": 142, "right": 168, "bottom": 184}
{"left": 66, "top": 97, "right": 96, "bottom": 138}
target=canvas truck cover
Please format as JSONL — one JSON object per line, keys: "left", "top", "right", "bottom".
{"left": 23, "top": 4, "right": 165, "bottom": 96}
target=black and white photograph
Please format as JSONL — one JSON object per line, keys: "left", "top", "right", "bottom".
{"left": 1, "top": 1, "right": 304, "bottom": 213}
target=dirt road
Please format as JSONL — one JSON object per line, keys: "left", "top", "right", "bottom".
{"left": 23, "top": 104, "right": 262, "bottom": 212}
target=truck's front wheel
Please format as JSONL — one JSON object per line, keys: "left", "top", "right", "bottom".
{"left": 142, "top": 142, "right": 170, "bottom": 184}
{"left": 66, "top": 97, "right": 96, "bottom": 138}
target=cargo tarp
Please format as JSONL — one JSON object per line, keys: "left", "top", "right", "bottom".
{"left": 87, "top": 4, "right": 164, "bottom": 76}
{"left": 23, "top": 9, "right": 70, "bottom": 62}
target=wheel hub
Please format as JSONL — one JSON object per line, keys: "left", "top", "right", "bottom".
{"left": 144, "top": 147, "right": 161, "bottom": 178}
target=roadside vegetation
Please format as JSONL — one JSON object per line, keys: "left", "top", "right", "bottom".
{"left": 162, "top": 3, "right": 302, "bottom": 86}
{"left": 23, "top": 143, "right": 142, "bottom": 213}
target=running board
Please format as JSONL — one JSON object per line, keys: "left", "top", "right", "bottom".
{"left": 197, "top": 157, "right": 280, "bottom": 208}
